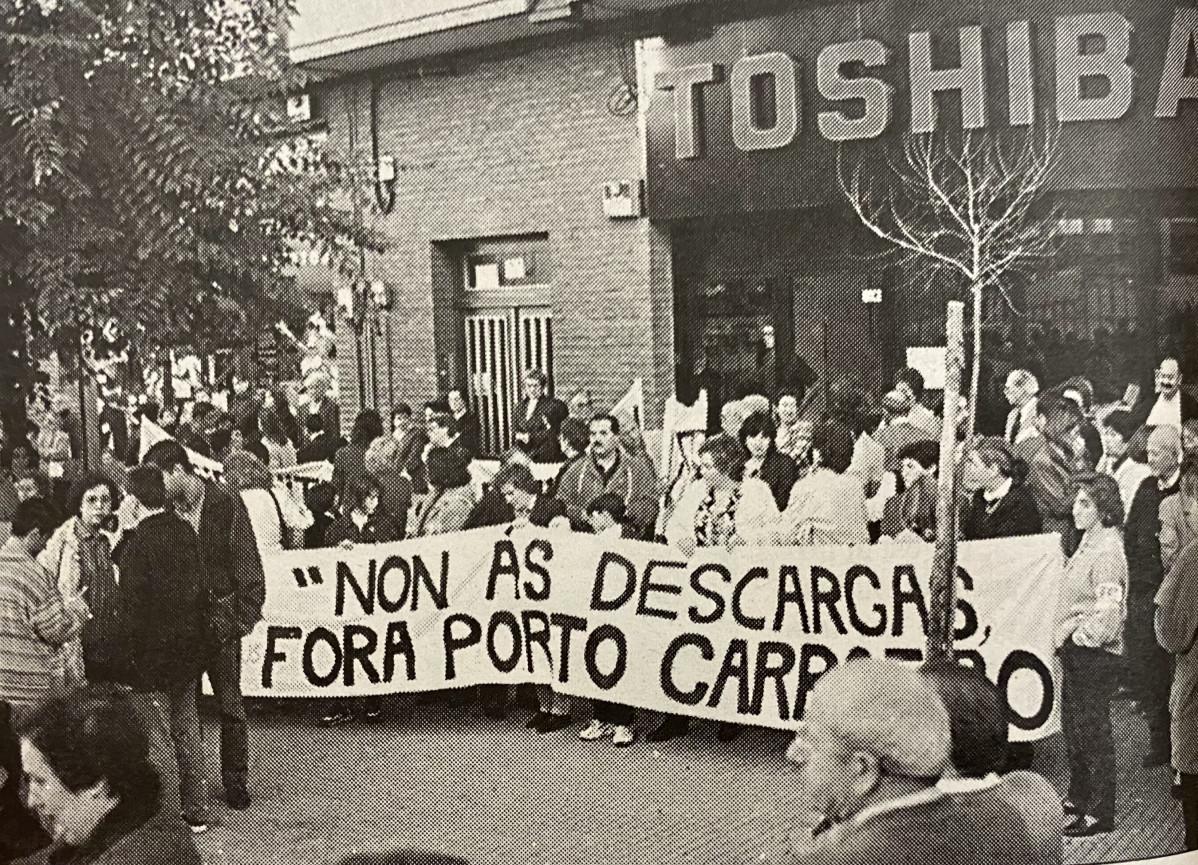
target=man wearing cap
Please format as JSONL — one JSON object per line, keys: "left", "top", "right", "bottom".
{"left": 1133, "top": 358, "right": 1198, "bottom": 431}
{"left": 1004, "top": 370, "right": 1040, "bottom": 446}
{"left": 785, "top": 658, "right": 979, "bottom": 865}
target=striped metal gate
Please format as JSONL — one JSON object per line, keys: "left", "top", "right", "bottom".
{"left": 464, "top": 307, "right": 553, "bottom": 456}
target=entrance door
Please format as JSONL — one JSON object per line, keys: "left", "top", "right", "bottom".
{"left": 464, "top": 307, "right": 554, "bottom": 456}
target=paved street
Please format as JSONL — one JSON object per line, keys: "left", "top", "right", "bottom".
{"left": 138, "top": 691, "right": 1188, "bottom": 865}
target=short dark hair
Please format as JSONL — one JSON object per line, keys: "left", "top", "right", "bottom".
{"left": 305, "top": 413, "right": 324, "bottom": 434}
{"left": 813, "top": 421, "right": 856, "bottom": 474}
{"left": 1074, "top": 472, "right": 1125, "bottom": 528}
{"left": 738, "top": 411, "right": 777, "bottom": 449}
{"left": 426, "top": 446, "right": 471, "bottom": 490}
{"left": 344, "top": 476, "right": 382, "bottom": 514}
{"left": 143, "top": 439, "right": 190, "bottom": 474}
{"left": 66, "top": 472, "right": 120, "bottom": 518}
{"left": 1038, "top": 394, "right": 1083, "bottom": 427}
{"left": 897, "top": 440, "right": 940, "bottom": 471}
{"left": 698, "top": 435, "right": 748, "bottom": 481}
{"left": 524, "top": 369, "right": 548, "bottom": 386}
{"left": 12, "top": 498, "right": 59, "bottom": 538}
{"left": 427, "top": 412, "right": 460, "bottom": 437}
{"left": 493, "top": 463, "right": 539, "bottom": 495}
{"left": 1102, "top": 410, "right": 1137, "bottom": 443}
{"left": 559, "top": 417, "right": 589, "bottom": 455}
{"left": 920, "top": 661, "right": 1007, "bottom": 778}
{"left": 586, "top": 492, "right": 627, "bottom": 522}
{"left": 589, "top": 414, "right": 620, "bottom": 435}
{"left": 896, "top": 367, "right": 925, "bottom": 401}
{"left": 351, "top": 409, "right": 384, "bottom": 446}
{"left": 16, "top": 684, "right": 161, "bottom": 811}
{"left": 392, "top": 404, "right": 413, "bottom": 421}
{"left": 127, "top": 465, "right": 167, "bottom": 509}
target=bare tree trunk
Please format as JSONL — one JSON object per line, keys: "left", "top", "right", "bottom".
{"left": 966, "top": 280, "right": 982, "bottom": 443}
{"left": 927, "top": 301, "right": 965, "bottom": 664}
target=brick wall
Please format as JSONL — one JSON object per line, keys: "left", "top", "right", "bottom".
{"left": 325, "top": 35, "right": 673, "bottom": 430}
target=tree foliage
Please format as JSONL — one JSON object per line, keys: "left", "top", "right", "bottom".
{"left": 0, "top": 0, "right": 377, "bottom": 359}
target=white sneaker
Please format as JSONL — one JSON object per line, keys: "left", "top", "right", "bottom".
{"left": 612, "top": 725, "right": 636, "bottom": 747}
{"left": 579, "top": 720, "right": 613, "bottom": 741}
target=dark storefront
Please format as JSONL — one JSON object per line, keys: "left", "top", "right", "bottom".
{"left": 647, "top": 0, "right": 1198, "bottom": 410}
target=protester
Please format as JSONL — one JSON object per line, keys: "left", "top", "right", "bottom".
{"left": 1132, "top": 357, "right": 1198, "bottom": 430}
{"left": 740, "top": 411, "right": 797, "bottom": 510}
{"left": 223, "top": 450, "right": 313, "bottom": 554}
{"left": 493, "top": 463, "right": 571, "bottom": 733}
{"left": 875, "top": 390, "right": 933, "bottom": 470}
{"left": 38, "top": 473, "right": 120, "bottom": 687}
{"left": 324, "top": 476, "right": 402, "bottom": 548}
{"left": 715, "top": 399, "right": 749, "bottom": 443}
{"left": 1125, "top": 425, "right": 1183, "bottom": 768}
{"left": 555, "top": 414, "right": 659, "bottom": 539}
{"left": 411, "top": 447, "right": 476, "bottom": 538}
{"left": 296, "top": 414, "right": 342, "bottom": 465}
{"left": 895, "top": 367, "right": 941, "bottom": 438}
{"left": 784, "top": 658, "right": 975, "bottom": 865}
{"left": 464, "top": 447, "right": 531, "bottom": 531}
{"left": 333, "top": 409, "right": 384, "bottom": 504}
{"left": 391, "top": 403, "right": 428, "bottom": 495}
{"left": 303, "top": 482, "right": 337, "bottom": 550}
{"left": 578, "top": 493, "right": 638, "bottom": 748}
{"left": 780, "top": 421, "right": 869, "bottom": 547}
{"left": 961, "top": 438, "right": 1043, "bottom": 540}
{"left": 143, "top": 439, "right": 264, "bottom": 810}
{"left": 549, "top": 417, "right": 589, "bottom": 500}
{"left": 774, "top": 389, "right": 811, "bottom": 467}
{"left": 568, "top": 388, "right": 595, "bottom": 422}
{"left": 513, "top": 370, "right": 567, "bottom": 463}
{"left": 17, "top": 685, "right": 201, "bottom": 864}
{"left": 446, "top": 389, "right": 480, "bottom": 456}
{"left": 1098, "top": 409, "right": 1152, "bottom": 514}
{"left": 921, "top": 661, "right": 1064, "bottom": 865}
{"left": 259, "top": 407, "right": 297, "bottom": 470}
{"left": 1004, "top": 370, "right": 1040, "bottom": 446}
{"left": 882, "top": 440, "right": 939, "bottom": 541}
{"left": 1014, "top": 394, "right": 1085, "bottom": 547}
{"left": 1055, "top": 474, "right": 1127, "bottom": 836}
{"left": 1184, "top": 419, "right": 1198, "bottom": 463}
{"left": 114, "top": 465, "right": 211, "bottom": 833}
{"left": 364, "top": 435, "right": 414, "bottom": 539}
{"left": 34, "top": 411, "right": 72, "bottom": 477}
{"left": 1161, "top": 459, "right": 1198, "bottom": 574}
{"left": 1057, "top": 378, "right": 1103, "bottom": 470}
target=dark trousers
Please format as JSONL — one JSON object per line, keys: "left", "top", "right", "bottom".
{"left": 207, "top": 640, "right": 248, "bottom": 792}
{"left": 593, "top": 701, "right": 634, "bottom": 726}
{"left": 1127, "top": 595, "right": 1173, "bottom": 754}
{"left": 1060, "top": 643, "right": 1119, "bottom": 822}
{"left": 1181, "top": 773, "right": 1198, "bottom": 852}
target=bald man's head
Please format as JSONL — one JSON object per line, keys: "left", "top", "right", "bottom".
{"left": 1158, "top": 358, "right": 1182, "bottom": 398}
{"left": 1147, "top": 425, "right": 1183, "bottom": 479}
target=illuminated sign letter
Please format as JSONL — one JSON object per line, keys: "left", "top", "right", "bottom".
{"left": 1156, "top": 7, "right": 1198, "bottom": 118}
{"left": 909, "top": 26, "right": 987, "bottom": 133}
{"left": 1055, "top": 13, "right": 1134, "bottom": 123}
{"left": 1007, "top": 21, "right": 1035, "bottom": 126}
{"left": 657, "top": 64, "right": 723, "bottom": 160}
{"left": 817, "top": 40, "right": 894, "bottom": 141}
{"left": 731, "top": 52, "right": 800, "bottom": 151}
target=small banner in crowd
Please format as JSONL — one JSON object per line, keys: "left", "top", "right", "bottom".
{"left": 242, "top": 530, "right": 1064, "bottom": 741}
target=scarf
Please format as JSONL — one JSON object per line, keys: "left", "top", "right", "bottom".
{"left": 694, "top": 486, "right": 743, "bottom": 548}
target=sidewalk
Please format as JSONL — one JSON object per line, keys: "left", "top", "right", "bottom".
{"left": 168, "top": 695, "right": 1183, "bottom": 865}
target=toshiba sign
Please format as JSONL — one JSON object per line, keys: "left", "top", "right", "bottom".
{"left": 645, "top": 3, "right": 1198, "bottom": 217}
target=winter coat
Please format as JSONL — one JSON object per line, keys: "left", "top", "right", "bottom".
{"left": 961, "top": 484, "right": 1043, "bottom": 540}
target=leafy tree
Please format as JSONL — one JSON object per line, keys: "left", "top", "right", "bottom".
{"left": 0, "top": 0, "right": 377, "bottom": 363}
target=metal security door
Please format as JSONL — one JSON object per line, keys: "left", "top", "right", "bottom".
{"left": 464, "top": 307, "right": 553, "bottom": 456}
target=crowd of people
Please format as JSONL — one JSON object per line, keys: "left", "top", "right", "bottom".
{"left": 0, "top": 348, "right": 1196, "bottom": 862}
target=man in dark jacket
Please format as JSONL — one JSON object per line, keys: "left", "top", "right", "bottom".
{"left": 143, "top": 440, "right": 264, "bottom": 810}
{"left": 296, "top": 413, "right": 344, "bottom": 465}
{"left": 513, "top": 370, "right": 567, "bottom": 463}
{"left": 1125, "top": 424, "right": 1183, "bottom": 767}
{"left": 116, "top": 465, "right": 211, "bottom": 832}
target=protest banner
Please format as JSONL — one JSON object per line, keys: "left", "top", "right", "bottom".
{"left": 241, "top": 529, "right": 1064, "bottom": 740}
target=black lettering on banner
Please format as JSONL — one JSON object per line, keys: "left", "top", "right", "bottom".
{"left": 953, "top": 566, "right": 979, "bottom": 641}
{"left": 523, "top": 540, "right": 553, "bottom": 602}
{"left": 707, "top": 639, "right": 751, "bottom": 713}
{"left": 376, "top": 556, "right": 411, "bottom": 613}
{"left": 750, "top": 641, "right": 796, "bottom": 719}
{"left": 956, "top": 649, "right": 985, "bottom": 677}
{"left": 443, "top": 613, "right": 482, "bottom": 680}
{"left": 487, "top": 611, "right": 523, "bottom": 673}
{"left": 550, "top": 613, "right": 587, "bottom": 683}
{"left": 884, "top": 647, "right": 924, "bottom": 664}
{"left": 584, "top": 624, "right": 628, "bottom": 690}
{"left": 660, "top": 633, "right": 713, "bottom": 705}
{"left": 638, "top": 560, "right": 686, "bottom": 620}
{"left": 336, "top": 560, "right": 374, "bottom": 616}
{"left": 845, "top": 565, "right": 887, "bottom": 637}
{"left": 486, "top": 540, "right": 522, "bottom": 601}
{"left": 794, "top": 644, "right": 838, "bottom": 719}
{"left": 303, "top": 627, "right": 342, "bottom": 687}
{"left": 522, "top": 610, "right": 552, "bottom": 673}
{"left": 414, "top": 552, "right": 450, "bottom": 610}
{"left": 591, "top": 551, "right": 637, "bottom": 611}
{"left": 262, "top": 626, "right": 302, "bottom": 688}
{"left": 732, "top": 567, "right": 768, "bottom": 631}
{"left": 689, "top": 563, "right": 730, "bottom": 624}
{"left": 811, "top": 567, "right": 848, "bottom": 635}
{"left": 998, "top": 650, "right": 1053, "bottom": 731}
{"left": 292, "top": 566, "right": 323, "bottom": 588}
{"left": 774, "top": 565, "right": 810, "bottom": 633}
{"left": 892, "top": 565, "right": 929, "bottom": 636}
{"left": 846, "top": 646, "right": 871, "bottom": 663}
{"left": 343, "top": 624, "right": 380, "bottom": 686}
{"left": 383, "top": 621, "right": 416, "bottom": 682}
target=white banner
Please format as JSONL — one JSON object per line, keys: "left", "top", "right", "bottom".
{"left": 238, "top": 531, "right": 1065, "bottom": 740}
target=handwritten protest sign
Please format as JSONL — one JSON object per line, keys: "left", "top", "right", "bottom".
{"left": 240, "top": 530, "right": 1064, "bottom": 741}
